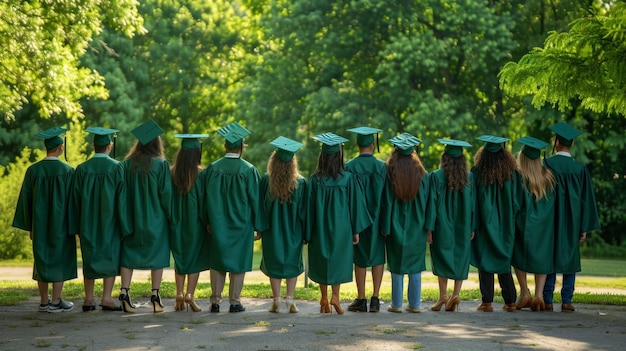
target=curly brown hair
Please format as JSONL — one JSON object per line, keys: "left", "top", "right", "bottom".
{"left": 171, "top": 147, "right": 203, "bottom": 195}
{"left": 386, "top": 149, "right": 425, "bottom": 202}
{"left": 125, "top": 137, "right": 165, "bottom": 175}
{"left": 439, "top": 153, "right": 469, "bottom": 191}
{"left": 473, "top": 147, "right": 517, "bottom": 187}
{"left": 268, "top": 151, "right": 300, "bottom": 203}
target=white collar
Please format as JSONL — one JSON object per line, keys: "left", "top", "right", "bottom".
{"left": 224, "top": 153, "right": 241, "bottom": 159}
{"left": 44, "top": 156, "right": 59, "bottom": 160}
{"left": 555, "top": 151, "right": 572, "bottom": 157}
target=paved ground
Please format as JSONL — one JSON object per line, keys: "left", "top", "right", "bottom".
{"left": 1, "top": 267, "right": 625, "bottom": 350}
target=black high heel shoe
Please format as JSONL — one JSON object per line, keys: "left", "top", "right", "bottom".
{"left": 151, "top": 289, "right": 164, "bottom": 313}
{"left": 119, "top": 287, "right": 135, "bottom": 313}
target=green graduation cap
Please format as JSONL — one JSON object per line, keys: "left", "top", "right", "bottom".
{"left": 548, "top": 122, "right": 583, "bottom": 146}
{"left": 312, "top": 133, "right": 349, "bottom": 154}
{"left": 36, "top": 126, "right": 67, "bottom": 150}
{"left": 517, "top": 136, "right": 549, "bottom": 160}
{"left": 131, "top": 119, "right": 164, "bottom": 145}
{"left": 438, "top": 138, "right": 471, "bottom": 158}
{"left": 476, "top": 135, "right": 509, "bottom": 153}
{"left": 388, "top": 133, "right": 422, "bottom": 156}
{"left": 217, "top": 122, "right": 251, "bottom": 149}
{"left": 86, "top": 127, "right": 119, "bottom": 147}
{"left": 175, "top": 133, "right": 208, "bottom": 150}
{"left": 347, "top": 126, "right": 382, "bottom": 147}
{"left": 270, "top": 136, "right": 303, "bottom": 161}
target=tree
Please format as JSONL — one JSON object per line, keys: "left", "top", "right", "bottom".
{"left": 499, "top": 2, "right": 626, "bottom": 116}
{"left": 0, "top": 1, "right": 143, "bottom": 120}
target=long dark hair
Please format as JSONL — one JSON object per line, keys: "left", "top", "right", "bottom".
{"left": 171, "top": 147, "right": 203, "bottom": 195}
{"left": 314, "top": 150, "right": 344, "bottom": 179}
{"left": 440, "top": 153, "right": 469, "bottom": 191}
{"left": 386, "top": 149, "right": 425, "bottom": 202}
{"left": 473, "top": 147, "right": 517, "bottom": 187}
{"left": 125, "top": 137, "right": 165, "bottom": 175}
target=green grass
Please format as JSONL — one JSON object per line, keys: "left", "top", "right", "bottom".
{"left": 2, "top": 256, "right": 626, "bottom": 307}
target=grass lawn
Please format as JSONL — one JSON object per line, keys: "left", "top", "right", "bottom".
{"left": 2, "top": 254, "right": 625, "bottom": 307}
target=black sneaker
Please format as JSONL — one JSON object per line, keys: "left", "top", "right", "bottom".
{"left": 229, "top": 304, "right": 245, "bottom": 312}
{"left": 210, "top": 303, "right": 220, "bottom": 313}
{"left": 369, "top": 296, "right": 380, "bottom": 313}
{"left": 347, "top": 298, "right": 368, "bottom": 312}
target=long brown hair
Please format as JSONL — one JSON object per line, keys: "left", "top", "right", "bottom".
{"left": 267, "top": 151, "right": 299, "bottom": 203}
{"left": 439, "top": 153, "right": 469, "bottom": 191}
{"left": 517, "top": 153, "right": 556, "bottom": 201}
{"left": 473, "top": 147, "right": 517, "bottom": 187}
{"left": 386, "top": 149, "right": 425, "bottom": 202}
{"left": 314, "top": 150, "right": 343, "bottom": 180}
{"left": 125, "top": 137, "right": 166, "bottom": 175}
{"left": 171, "top": 147, "right": 203, "bottom": 195}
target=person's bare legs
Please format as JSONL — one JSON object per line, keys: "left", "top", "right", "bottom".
{"left": 83, "top": 278, "right": 95, "bottom": 307}
{"left": 431, "top": 276, "right": 448, "bottom": 311}
{"left": 354, "top": 266, "right": 367, "bottom": 299}
{"left": 101, "top": 276, "right": 116, "bottom": 306}
{"left": 514, "top": 267, "right": 532, "bottom": 309}
{"left": 286, "top": 277, "right": 297, "bottom": 298}
{"left": 371, "top": 264, "right": 384, "bottom": 297}
{"left": 38, "top": 281, "right": 49, "bottom": 305}
{"left": 175, "top": 273, "right": 185, "bottom": 297}
{"left": 51, "top": 281, "right": 64, "bottom": 304}
{"left": 330, "top": 284, "right": 344, "bottom": 314}
{"left": 151, "top": 269, "right": 163, "bottom": 292}
{"left": 270, "top": 278, "right": 282, "bottom": 299}
{"left": 319, "top": 284, "right": 330, "bottom": 313}
{"left": 120, "top": 267, "right": 133, "bottom": 291}
{"left": 534, "top": 274, "right": 547, "bottom": 300}
{"left": 452, "top": 279, "right": 463, "bottom": 297}
{"left": 187, "top": 272, "right": 200, "bottom": 297}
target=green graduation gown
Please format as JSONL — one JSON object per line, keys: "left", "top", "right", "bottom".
{"left": 512, "top": 182, "right": 556, "bottom": 274}
{"left": 306, "top": 172, "right": 372, "bottom": 285}
{"left": 259, "top": 175, "right": 307, "bottom": 279}
{"left": 118, "top": 157, "right": 172, "bottom": 270}
{"left": 170, "top": 176, "right": 210, "bottom": 275}
{"left": 71, "top": 154, "right": 122, "bottom": 279}
{"left": 13, "top": 158, "right": 77, "bottom": 282}
{"left": 200, "top": 156, "right": 262, "bottom": 273}
{"left": 545, "top": 154, "right": 600, "bottom": 273}
{"left": 426, "top": 169, "right": 475, "bottom": 280}
{"left": 380, "top": 173, "right": 430, "bottom": 275}
{"left": 345, "top": 155, "right": 387, "bottom": 268}
{"left": 471, "top": 169, "right": 521, "bottom": 274}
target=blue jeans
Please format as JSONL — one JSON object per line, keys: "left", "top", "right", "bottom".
{"left": 391, "top": 272, "right": 421, "bottom": 308}
{"left": 544, "top": 273, "right": 576, "bottom": 304}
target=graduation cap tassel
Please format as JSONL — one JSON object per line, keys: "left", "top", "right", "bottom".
{"left": 64, "top": 136, "right": 68, "bottom": 161}
{"left": 113, "top": 134, "right": 117, "bottom": 159}
{"left": 376, "top": 134, "right": 380, "bottom": 153}
{"left": 552, "top": 139, "right": 557, "bottom": 155}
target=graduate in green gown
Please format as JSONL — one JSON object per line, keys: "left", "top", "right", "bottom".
{"left": 13, "top": 126, "right": 76, "bottom": 313}
{"left": 200, "top": 122, "right": 262, "bottom": 313}
{"left": 426, "top": 139, "right": 475, "bottom": 312}
{"left": 307, "top": 133, "right": 372, "bottom": 315}
{"left": 543, "top": 122, "right": 600, "bottom": 312}
{"left": 380, "top": 133, "right": 429, "bottom": 313}
{"left": 345, "top": 127, "right": 386, "bottom": 313}
{"left": 511, "top": 136, "right": 557, "bottom": 312}
{"left": 258, "top": 136, "right": 307, "bottom": 313}
{"left": 117, "top": 119, "right": 172, "bottom": 313}
{"left": 170, "top": 134, "right": 210, "bottom": 313}
{"left": 471, "top": 135, "right": 520, "bottom": 312}
{"left": 71, "top": 127, "right": 123, "bottom": 312}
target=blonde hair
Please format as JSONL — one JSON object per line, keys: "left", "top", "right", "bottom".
{"left": 517, "top": 153, "right": 556, "bottom": 201}
{"left": 268, "top": 151, "right": 299, "bottom": 203}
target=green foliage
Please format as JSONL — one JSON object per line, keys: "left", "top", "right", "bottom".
{"left": 499, "top": 2, "right": 626, "bottom": 115}
{"left": 0, "top": 1, "right": 143, "bottom": 120}
{"left": 0, "top": 148, "right": 43, "bottom": 259}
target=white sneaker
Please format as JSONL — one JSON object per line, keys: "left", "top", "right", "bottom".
{"left": 48, "top": 299, "right": 74, "bottom": 313}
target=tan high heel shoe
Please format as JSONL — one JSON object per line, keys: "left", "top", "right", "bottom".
{"left": 269, "top": 297, "right": 280, "bottom": 313}
{"left": 330, "top": 297, "right": 344, "bottom": 315}
{"left": 530, "top": 297, "right": 545, "bottom": 312}
{"left": 516, "top": 289, "right": 532, "bottom": 310}
{"left": 320, "top": 297, "right": 331, "bottom": 313}
{"left": 445, "top": 295, "right": 461, "bottom": 312}
{"left": 285, "top": 297, "right": 298, "bottom": 313}
{"left": 431, "top": 295, "right": 448, "bottom": 311}
{"left": 184, "top": 294, "right": 201, "bottom": 312}
{"left": 175, "top": 294, "right": 184, "bottom": 311}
